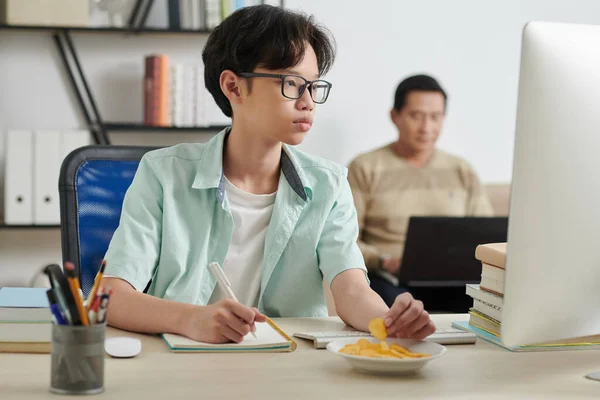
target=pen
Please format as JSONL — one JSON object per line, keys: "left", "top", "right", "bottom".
{"left": 43, "top": 264, "right": 76, "bottom": 325}
{"left": 96, "top": 288, "right": 112, "bottom": 324}
{"left": 64, "top": 262, "right": 90, "bottom": 326}
{"left": 86, "top": 260, "right": 106, "bottom": 311}
{"left": 209, "top": 262, "right": 258, "bottom": 339}
{"left": 88, "top": 286, "right": 104, "bottom": 325}
{"left": 46, "top": 289, "right": 67, "bottom": 325}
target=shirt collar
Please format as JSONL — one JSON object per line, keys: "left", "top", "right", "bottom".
{"left": 192, "top": 128, "right": 309, "bottom": 202}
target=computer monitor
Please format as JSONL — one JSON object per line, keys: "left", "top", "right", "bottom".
{"left": 501, "top": 21, "right": 600, "bottom": 348}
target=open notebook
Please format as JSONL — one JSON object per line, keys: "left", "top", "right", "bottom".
{"left": 162, "top": 319, "right": 297, "bottom": 353}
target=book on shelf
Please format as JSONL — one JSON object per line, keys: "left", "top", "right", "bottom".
{"left": 144, "top": 54, "right": 230, "bottom": 129}
{"left": 167, "top": 0, "right": 266, "bottom": 31}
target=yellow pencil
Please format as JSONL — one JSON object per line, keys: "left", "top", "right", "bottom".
{"left": 64, "top": 262, "right": 89, "bottom": 326}
{"left": 87, "top": 260, "right": 106, "bottom": 311}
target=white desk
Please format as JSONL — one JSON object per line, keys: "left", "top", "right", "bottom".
{"left": 1, "top": 314, "right": 599, "bottom": 399}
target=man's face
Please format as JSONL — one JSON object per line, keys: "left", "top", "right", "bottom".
{"left": 391, "top": 91, "right": 446, "bottom": 153}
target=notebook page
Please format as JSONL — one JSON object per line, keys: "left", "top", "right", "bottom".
{"left": 163, "top": 321, "right": 288, "bottom": 349}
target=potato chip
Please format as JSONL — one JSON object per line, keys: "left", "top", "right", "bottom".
{"left": 368, "top": 317, "right": 388, "bottom": 341}
{"left": 339, "top": 340, "right": 431, "bottom": 359}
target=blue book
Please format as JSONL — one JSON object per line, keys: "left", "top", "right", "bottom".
{"left": 0, "top": 287, "right": 51, "bottom": 323}
{"left": 452, "top": 321, "right": 600, "bottom": 352}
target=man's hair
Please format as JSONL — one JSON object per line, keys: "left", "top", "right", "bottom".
{"left": 393, "top": 74, "right": 447, "bottom": 112}
{"left": 202, "top": 5, "right": 336, "bottom": 118}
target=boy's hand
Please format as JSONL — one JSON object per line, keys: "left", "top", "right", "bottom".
{"left": 383, "top": 293, "right": 436, "bottom": 339}
{"left": 182, "top": 299, "right": 267, "bottom": 343}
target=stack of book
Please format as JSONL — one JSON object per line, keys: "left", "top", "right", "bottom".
{"left": 143, "top": 54, "right": 230, "bottom": 128}
{"left": 0, "top": 287, "right": 52, "bottom": 353}
{"left": 465, "top": 242, "right": 506, "bottom": 337}
{"left": 454, "top": 243, "right": 600, "bottom": 351}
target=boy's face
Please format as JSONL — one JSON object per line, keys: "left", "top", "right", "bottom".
{"left": 240, "top": 45, "right": 320, "bottom": 146}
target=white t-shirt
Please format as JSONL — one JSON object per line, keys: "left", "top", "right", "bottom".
{"left": 208, "top": 177, "right": 277, "bottom": 308}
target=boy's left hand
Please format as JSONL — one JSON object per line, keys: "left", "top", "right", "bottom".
{"left": 384, "top": 293, "right": 436, "bottom": 339}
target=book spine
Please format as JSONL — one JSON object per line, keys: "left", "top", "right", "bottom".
{"left": 472, "top": 298, "right": 502, "bottom": 322}
{"left": 466, "top": 284, "right": 503, "bottom": 308}
{"left": 167, "top": 0, "right": 181, "bottom": 29}
{"left": 144, "top": 55, "right": 161, "bottom": 126}
{"left": 158, "top": 55, "right": 170, "bottom": 126}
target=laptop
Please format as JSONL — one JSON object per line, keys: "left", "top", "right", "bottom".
{"left": 397, "top": 217, "right": 509, "bottom": 287}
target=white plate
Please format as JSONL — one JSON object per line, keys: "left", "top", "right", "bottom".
{"left": 326, "top": 337, "right": 446, "bottom": 375}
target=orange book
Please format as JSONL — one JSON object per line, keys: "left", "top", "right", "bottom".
{"left": 157, "top": 55, "right": 170, "bottom": 126}
{"left": 475, "top": 242, "right": 507, "bottom": 269}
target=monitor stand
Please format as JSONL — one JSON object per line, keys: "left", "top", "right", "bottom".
{"left": 585, "top": 371, "right": 600, "bottom": 381}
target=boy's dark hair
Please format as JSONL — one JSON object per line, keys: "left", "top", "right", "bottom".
{"left": 393, "top": 74, "right": 447, "bottom": 112}
{"left": 202, "top": 5, "right": 336, "bottom": 118}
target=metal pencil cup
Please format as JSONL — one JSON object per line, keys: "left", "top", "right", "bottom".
{"left": 50, "top": 323, "right": 106, "bottom": 395}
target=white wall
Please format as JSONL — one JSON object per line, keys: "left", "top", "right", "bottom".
{"left": 2, "top": 0, "right": 600, "bottom": 285}
{"left": 285, "top": 0, "right": 600, "bottom": 184}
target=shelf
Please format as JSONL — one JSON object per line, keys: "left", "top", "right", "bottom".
{"left": 0, "top": 224, "right": 60, "bottom": 229}
{"left": 0, "top": 24, "right": 213, "bottom": 35}
{"left": 104, "top": 123, "right": 229, "bottom": 132}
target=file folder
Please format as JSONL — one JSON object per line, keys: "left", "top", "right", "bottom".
{"left": 4, "top": 130, "right": 34, "bottom": 224}
{"left": 33, "top": 130, "right": 61, "bottom": 225}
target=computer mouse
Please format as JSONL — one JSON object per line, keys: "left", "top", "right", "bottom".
{"left": 104, "top": 337, "right": 142, "bottom": 358}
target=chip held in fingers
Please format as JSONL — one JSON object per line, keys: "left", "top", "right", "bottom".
{"left": 368, "top": 317, "right": 388, "bottom": 341}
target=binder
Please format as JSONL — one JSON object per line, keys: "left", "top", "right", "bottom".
{"left": 60, "top": 129, "right": 92, "bottom": 160}
{"left": 33, "top": 130, "right": 61, "bottom": 225}
{"left": 4, "top": 130, "right": 34, "bottom": 224}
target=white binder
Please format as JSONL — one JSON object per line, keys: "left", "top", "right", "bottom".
{"left": 4, "top": 130, "right": 34, "bottom": 225}
{"left": 60, "top": 129, "right": 92, "bottom": 160}
{"left": 33, "top": 130, "right": 62, "bottom": 225}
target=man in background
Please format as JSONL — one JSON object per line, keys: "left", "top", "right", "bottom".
{"left": 347, "top": 74, "right": 493, "bottom": 307}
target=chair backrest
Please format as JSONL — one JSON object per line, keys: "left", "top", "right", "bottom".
{"left": 58, "top": 145, "right": 158, "bottom": 296}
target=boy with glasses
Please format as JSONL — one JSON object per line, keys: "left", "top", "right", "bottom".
{"left": 101, "top": 5, "right": 434, "bottom": 344}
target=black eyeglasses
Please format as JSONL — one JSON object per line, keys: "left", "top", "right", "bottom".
{"left": 239, "top": 72, "right": 332, "bottom": 104}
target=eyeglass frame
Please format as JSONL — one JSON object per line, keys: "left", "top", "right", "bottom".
{"left": 238, "top": 72, "right": 333, "bottom": 104}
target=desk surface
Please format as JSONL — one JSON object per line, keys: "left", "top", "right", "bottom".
{"left": 1, "top": 314, "right": 599, "bottom": 399}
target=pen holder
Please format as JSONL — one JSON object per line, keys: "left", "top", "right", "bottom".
{"left": 50, "top": 323, "right": 106, "bottom": 395}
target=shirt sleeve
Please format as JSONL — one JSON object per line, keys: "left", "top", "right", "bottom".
{"left": 102, "top": 154, "right": 163, "bottom": 291}
{"left": 317, "top": 169, "right": 369, "bottom": 286}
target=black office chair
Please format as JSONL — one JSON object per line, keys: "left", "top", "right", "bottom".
{"left": 58, "top": 145, "right": 158, "bottom": 296}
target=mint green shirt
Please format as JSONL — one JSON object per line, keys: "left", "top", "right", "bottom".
{"left": 103, "top": 129, "right": 367, "bottom": 317}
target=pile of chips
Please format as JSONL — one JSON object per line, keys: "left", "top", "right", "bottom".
{"left": 338, "top": 318, "right": 431, "bottom": 359}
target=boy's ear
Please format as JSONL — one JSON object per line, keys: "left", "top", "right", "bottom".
{"left": 219, "top": 70, "right": 243, "bottom": 105}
